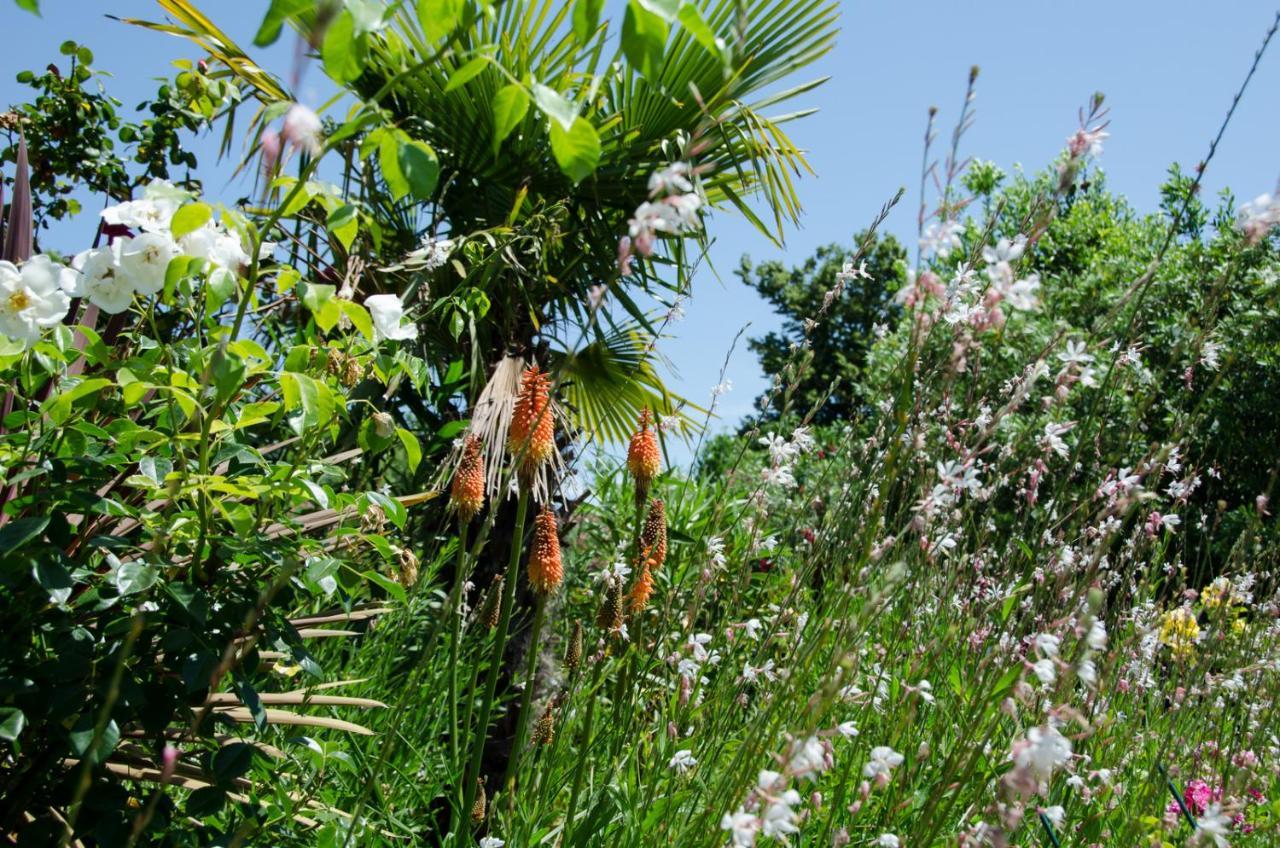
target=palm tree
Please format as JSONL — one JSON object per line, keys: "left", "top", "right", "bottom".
{"left": 352, "top": 0, "right": 838, "bottom": 430}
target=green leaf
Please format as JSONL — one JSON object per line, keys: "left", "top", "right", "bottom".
{"left": 417, "top": 0, "right": 464, "bottom": 41}
{"left": 444, "top": 55, "right": 488, "bottom": 92}
{"left": 280, "top": 372, "right": 337, "bottom": 434}
{"left": 396, "top": 427, "right": 422, "bottom": 472}
{"left": 327, "top": 204, "right": 359, "bottom": 251}
{"left": 622, "top": 0, "right": 668, "bottom": 79}
{"left": 346, "top": 0, "right": 387, "bottom": 34}
{"left": 362, "top": 569, "right": 407, "bottom": 603}
{"left": 169, "top": 202, "right": 212, "bottom": 240}
{"left": 114, "top": 561, "right": 159, "bottom": 595}
{"left": 492, "top": 84, "right": 530, "bottom": 154}
{"left": 69, "top": 717, "right": 119, "bottom": 765}
{"left": 676, "top": 3, "right": 724, "bottom": 61}
{"left": 437, "top": 419, "right": 467, "bottom": 440}
{"left": 0, "top": 708, "right": 24, "bottom": 742}
{"left": 397, "top": 140, "right": 440, "bottom": 200}
{"left": 14, "top": 0, "right": 39, "bottom": 16}
{"left": 322, "top": 10, "right": 367, "bottom": 83}
{"left": 531, "top": 83, "right": 578, "bottom": 131}
{"left": 44, "top": 377, "right": 111, "bottom": 425}
{"left": 0, "top": 516, "right": 48, "bottom": 551}
{"left": 636, "top": 0, "right": 679, "bottom": 20}
{"left": 572, "top": 0, "right": 604, "bottom": 42}
{"left": 366, "top": 491, "right": 407, "bottom": 530}
{"left": 549, "top": 117, "right": 601, "bottom": 183}
{"left": 339, "top": 299, "right": 374, "bottom": 341}
{"left": 379, "top": 131, "right": 410, "bottom": 200}
{"left": 212, "top": 742, "right": 257, "bottom": 784}
{"left": 186, "top": 786, "right": 226, "bottom": 817}
{"left": 253, "top": 0, "right": 310, "bottom": 46}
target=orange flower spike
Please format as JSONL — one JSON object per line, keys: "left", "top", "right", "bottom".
{"left": 626, "top": 408, "right": 661, "bottom": 498}
{"left": 527, "top": 505, "right": 563, "bottom": 595}
{"left": 628, "top": 559, "right": 654, "bottom": 612}
{"left": 641, "top": 498, "right": 668, "bottom": 570}
{"left": 508, "top": 365, "right": 555, "bottom": 473}
{"left": 450, "top": 435, "right": 486, "bottom": 523}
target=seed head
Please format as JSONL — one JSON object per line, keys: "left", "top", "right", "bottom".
{"left": 527, "top": 505, "right": 563, "bottom": 595}
{"left": 532, "top": 698, "right": 558, "bottom": 746}
{"left": 481, "top": 575, "right": 504, "bottom": 629}
{"left": 641, "top": 498, "right": 668, "bottom": 570}
{"left": 450, "top": 435, "right": 486, "bottom": 523}
{"left": 470, "top": 777, "right": 487, "bottom": 824}
{"left": 596, "top": 580, "right": 624, "bottom": 633}
{"left": 565, "top": 621, "right": 583, "bottom": 672}
{"left": 396, "top": 547, "right": 419, "bottom": 588}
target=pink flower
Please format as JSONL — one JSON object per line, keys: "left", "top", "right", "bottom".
{"left": 1167, "top": 779, "right": 1221, "bottom": 818}
{"left": 282, "top": 104, "right": 323, "bottom": 156}
{"left": 260, "top": 129, "right": 282, "bottom": 175}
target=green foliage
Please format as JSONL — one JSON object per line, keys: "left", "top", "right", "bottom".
{"left": 740, "top": 234, "right": 906, "bottom": 424}
{"left": 3, "top": 43, "right": 235, "bottom": 232}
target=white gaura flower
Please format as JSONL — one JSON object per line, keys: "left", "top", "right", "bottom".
{"left": 478, "top": 838, "right": 505, "bottom": 848}
{"left": 1035, "top": 633, "right": 1061, "bottom": 658}
{"left": 760, "top": 788, "right": 802, "bottom": 840}
{"left": 1077, "top": 657, "right": 1097, "bottom": 687}
{"left": 119, "top": 232, "right": 179, "bottom": 296}
{"left": 365, "top": 293, "right": 419, "bottom": 342}
{"left": 787, "top": 735, "right": 828, "bottom": 781}
{"left": 647, "top": 162, "right": 693, "bottom": 196}
{"left": 0, "top": 256, "right": 74, "bottom": 345}
{"left": 1041, "top": 805, "right": 1065, "bottom": 828}
{"left": 283, "top": 104, "right": 324, "bottom": 156}
{"left": 836, "top": 721, "right": 859, "bottom": 739}
{"left": 982, "top": 234, "right": 1027, "bottom": 266}
{"left": 1014, "top": 725, "right": 1072, "bottom": 782}
{"left": 862, "top": 746, "right": 904, "bottom": 779}
{"left": 1194, "top": 804, "right": 1232, "bottom": 847}
{"left": 720, "top": 809, "right": 759, "bottom": 847}
{"left": 668, "top": 749, "right": 697, "bottom": 773}
{"left": 74, "top": 244, "right": 136, "bottom": 314}
{"left": 920, "top": 219, "right": 965, "bottom": 258}
{"left": 876, "top": 835, "right": 900, "bottom": 848}
{"left": 663, "top": 193, "right": 703, "bottom": 230}
{"left": 1087, "top": 620, "right": 1108, "bottom": 650}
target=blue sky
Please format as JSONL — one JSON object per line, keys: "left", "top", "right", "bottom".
{"left": 4, "top": 1, "right": 1280, "bottom": 465}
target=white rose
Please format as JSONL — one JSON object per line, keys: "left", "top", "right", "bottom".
{"left": 74, "top": 244, "right": 135, "bottom": 314}
{"left": 119, "top": 232, "right": 180, "bottom": 296}
{"left": 0, "top": 256, "right": 73, "bottom": 345}
{"left": 365, "top": 293, "right": 419, "bottom": 342}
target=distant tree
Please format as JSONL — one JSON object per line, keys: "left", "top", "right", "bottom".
{"left": 738, "top": 233, "right": 906, "bottom": 424}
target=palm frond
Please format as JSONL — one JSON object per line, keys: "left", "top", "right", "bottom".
{"left": 548, "top": 319, "right": 703, "bottom": 445}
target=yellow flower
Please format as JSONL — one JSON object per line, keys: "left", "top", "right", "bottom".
{"left": 1200, "top": 577, "right": 1234, "bottom": 611}
{"left": 1157, "top": 607, "right": 1200, "bottom": 661}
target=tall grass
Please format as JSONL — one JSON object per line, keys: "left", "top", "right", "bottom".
{"left": 288, "top": 73, "right": 1280, "bottom": 848}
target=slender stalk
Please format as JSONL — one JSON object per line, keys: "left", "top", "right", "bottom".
{"left": 460, "top": 490, "right": 529, "bottom": 839}
{"left": 448, "top": 521, "right": 470, "bottom": 763}
{"left": 506, "top": 593, "right": 547, "bottom": 794}
{"left": 563, "top": 660, "right": 603, "bottom": 846}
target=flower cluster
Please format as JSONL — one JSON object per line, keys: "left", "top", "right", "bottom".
{"left": 618, "top": 162, "right": 703, "bottom": 275}
{"left": 83, "top": 181, "right": 254, "bottom": 313}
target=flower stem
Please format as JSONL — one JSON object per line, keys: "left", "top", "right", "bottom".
{"left": 505, "top": 593, "right": 547, "bottom": 798}
{"left": 460, "top": 490, "right": 528, "bottom": 839}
